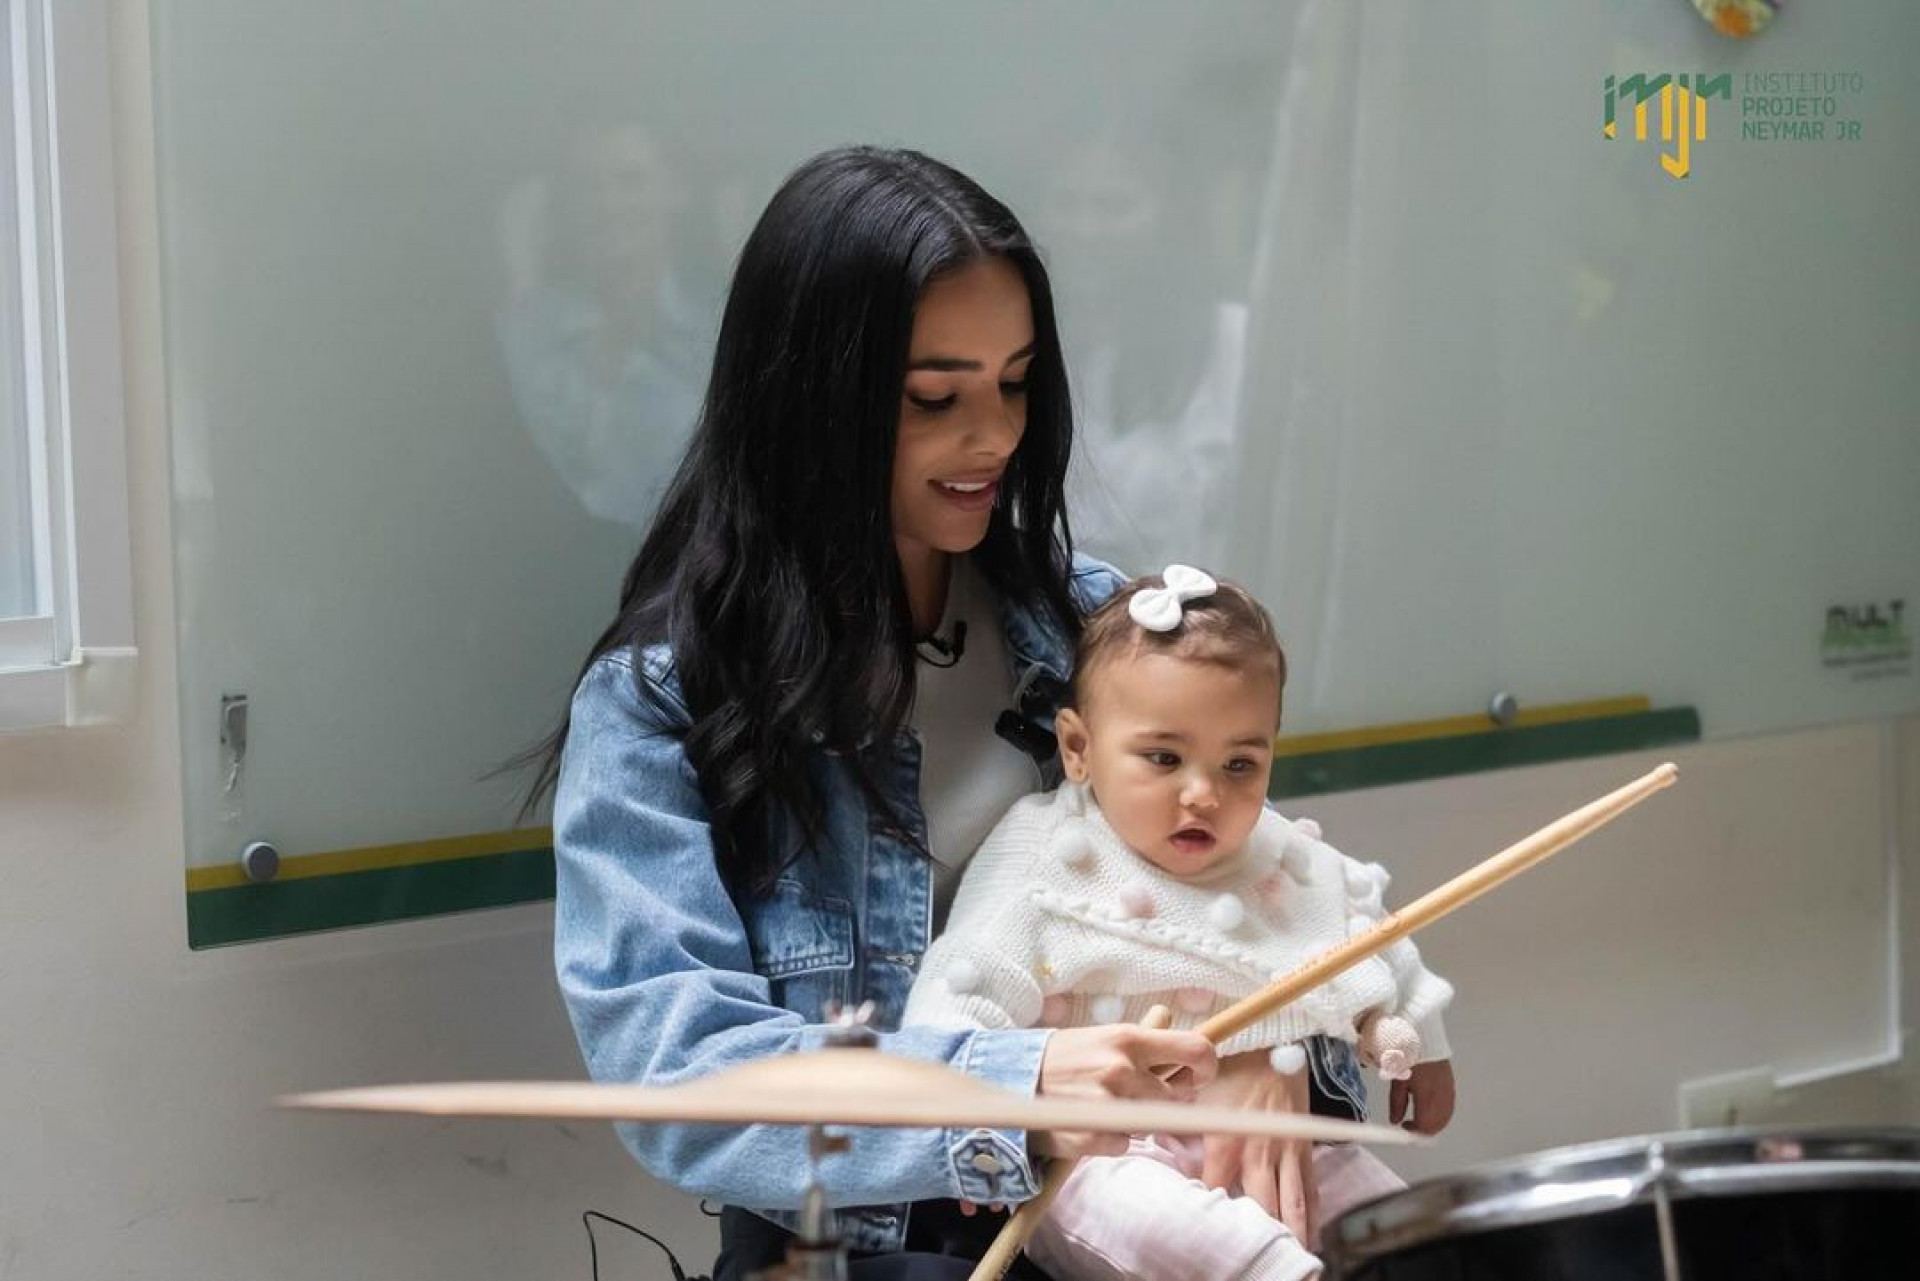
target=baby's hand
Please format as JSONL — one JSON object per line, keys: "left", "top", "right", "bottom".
{"left": 1355, "top": 1010, "right": 1422, "bottom": 1082}
{"left": 1389, "top": 1058, "right": 1456, "bottom": 1135}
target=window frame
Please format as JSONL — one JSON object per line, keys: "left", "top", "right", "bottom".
{"left": 0, "top": 0, "right": 135, "bottom": 733}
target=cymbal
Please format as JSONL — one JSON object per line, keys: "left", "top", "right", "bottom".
{"left": 282, "top": 1047, "right": 1419, "bottom": 1146}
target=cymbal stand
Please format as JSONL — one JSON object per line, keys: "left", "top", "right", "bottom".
{"left": 748, "top": 1003, "right": 878, "bottom": 1281}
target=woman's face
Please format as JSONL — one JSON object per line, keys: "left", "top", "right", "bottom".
{"left": 891, "top": 256, "right": 1035, "bottom": 570}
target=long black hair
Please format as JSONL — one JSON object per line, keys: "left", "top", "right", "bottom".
{"left": 520, "top": 146, "right": 1085, "bottom": 894}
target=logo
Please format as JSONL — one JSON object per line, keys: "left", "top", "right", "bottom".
{"left": 1605, "top": 70, "right": 1868, "bottom": 181}
{"left": 1604, "top": 73, "right": 1732, "bottom": 179}
{"left": 1821, "top": 599, "right": 1911, "bottom": 681}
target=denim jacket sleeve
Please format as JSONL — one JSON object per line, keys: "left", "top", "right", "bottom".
{"left": 553, "top": 650, "right": 1054, "bottom": 1212}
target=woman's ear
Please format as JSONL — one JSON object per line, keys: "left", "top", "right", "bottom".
{"left": 1055, "top": 707, "right": 1092, "bottom": 783}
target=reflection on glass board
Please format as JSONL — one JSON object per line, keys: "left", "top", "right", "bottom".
{"left": 494, "top": 122, "right": 711, "bottom": 529}
{"left": 1045, "top": 131, "right": 1254, "bottom": 577}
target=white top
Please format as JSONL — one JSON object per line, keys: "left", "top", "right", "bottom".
{"left": 903, "top": 781, "right": 1453, "bottom": 1060}
{"left": 910, "top": 558, "right": 1045, "bottom": 928}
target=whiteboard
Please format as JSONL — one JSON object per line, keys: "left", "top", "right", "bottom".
{"left": 150, "top": 1, "right": 1918, "bottom": 934}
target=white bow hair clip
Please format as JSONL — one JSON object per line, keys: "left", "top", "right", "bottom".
{"left": 1128, "top": 564, "right": 1218, "bottom": 633}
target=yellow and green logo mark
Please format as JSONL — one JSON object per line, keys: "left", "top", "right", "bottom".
{"left": 1604, "top": 73, "right": 1732, "bottom": 179}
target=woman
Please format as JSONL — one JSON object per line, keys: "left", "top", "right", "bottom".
{"left": 532, "top": 146, "right": 1345, "bottom": 1281}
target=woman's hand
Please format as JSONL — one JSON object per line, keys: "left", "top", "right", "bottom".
{"left": 1389, "top": 1058, "right": 1456, "bottom": 1135}
{"left": 1196, "top": 1049, "right": 1318, "bottom": 1247}
{"left": 1030, "top": 1024, "right": 1218, "bottom": 1161}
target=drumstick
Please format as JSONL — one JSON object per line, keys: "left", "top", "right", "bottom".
{"left": 1199, "top": 761, "right": 1678, "bottom": 1044}
{"left": 969, "top": 761, "right": 1678, "bottom": 1281}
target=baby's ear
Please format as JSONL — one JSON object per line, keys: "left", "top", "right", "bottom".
{"left": 1055, "top": 707, "right": 1092, "bottom": 783}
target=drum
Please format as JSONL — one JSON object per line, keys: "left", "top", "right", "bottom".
{"left": 1322, "top": 1127, "right": 1920, "bottom": 1281}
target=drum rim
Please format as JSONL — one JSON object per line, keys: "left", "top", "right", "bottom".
{"left": 1323, "top": 1125, "right": 1920, "bottom": 1270}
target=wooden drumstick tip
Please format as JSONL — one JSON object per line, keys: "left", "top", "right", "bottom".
{"left": 1651, "top": 762, "right": 1679, "bottom": 787}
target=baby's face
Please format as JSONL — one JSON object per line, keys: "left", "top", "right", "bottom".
{"left": 1056, "top": 651, "right": 1279, "bottom": 877}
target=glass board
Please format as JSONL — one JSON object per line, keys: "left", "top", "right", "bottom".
{"left": 149, "top": 0, "right": 1918, "bottom": 941}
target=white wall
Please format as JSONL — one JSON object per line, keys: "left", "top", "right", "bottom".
{"left": 1322, "top": 724, "right": 1918, "bottom": 1182}
{"left": 0, "top": 6, "right": 1913, "bottom": 1279}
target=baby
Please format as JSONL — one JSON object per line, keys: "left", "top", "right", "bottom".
{"left": 903, "top": 566, "right": 1455, "bottom": 1281}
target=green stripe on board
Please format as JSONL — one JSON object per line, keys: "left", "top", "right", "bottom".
{"left": 186, "top": 846, "right": 555, "bottom": 949}
{"left": 1269, "top": 707, "right": 1701, "bottom": 800}
{"left": 185, "top": 707, "right": 1700, "bottom": 945}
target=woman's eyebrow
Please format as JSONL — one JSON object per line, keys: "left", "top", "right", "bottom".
{"left": 908, "top": 342, "right": 1036, "bottom": 372}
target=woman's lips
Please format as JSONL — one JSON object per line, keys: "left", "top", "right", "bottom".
{"left": 931, "top": 478, "right": 999, "bottom": 512}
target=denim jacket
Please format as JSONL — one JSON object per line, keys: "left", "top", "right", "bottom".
{"left": 552, "top": 552, "right": 1364, "bottom": 1252}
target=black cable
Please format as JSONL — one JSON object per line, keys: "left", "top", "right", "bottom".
{"left": 583, "top": 1209, "right": 711, "bottom": 1281}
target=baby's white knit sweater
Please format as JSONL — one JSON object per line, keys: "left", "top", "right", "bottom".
{"left": 903, "top": 782, "right": 1453, "bottom": 1060}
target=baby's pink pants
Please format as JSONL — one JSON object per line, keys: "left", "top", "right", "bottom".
{"left": 1025, "top": 1137, "right": 1406, "bottom": 1281}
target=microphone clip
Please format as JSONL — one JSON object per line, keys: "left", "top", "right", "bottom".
{"left": 994, "top": 709, "right": 1056, "bottom": 763}
{"left": 916, "top": 619, "right": 967, "bottom": 669}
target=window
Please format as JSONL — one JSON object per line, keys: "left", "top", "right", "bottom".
{"left": 0, "top": 0, "right": 134, "bottom": 731}
{"left": 2, "top": 0, "right": 43, "bottom": 634}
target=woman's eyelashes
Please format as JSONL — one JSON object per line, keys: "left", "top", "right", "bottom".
{"left": 904, "top": 379, "right": 1029, "bottom": 414}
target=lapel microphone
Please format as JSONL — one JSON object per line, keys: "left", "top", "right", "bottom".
{"left": 916, "top": 619, "right": 967, "bottom": 668}
{"left": 914, "top": 621, "right": 1060, "bottom": 767}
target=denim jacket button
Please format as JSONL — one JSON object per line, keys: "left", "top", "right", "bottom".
{"left": 969, "top": 1152, "right": 1002, "bottom": 1175}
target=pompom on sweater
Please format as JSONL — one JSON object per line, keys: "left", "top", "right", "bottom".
{"left": 903, "top": 782, "right": 1452, "bottom": 1061}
